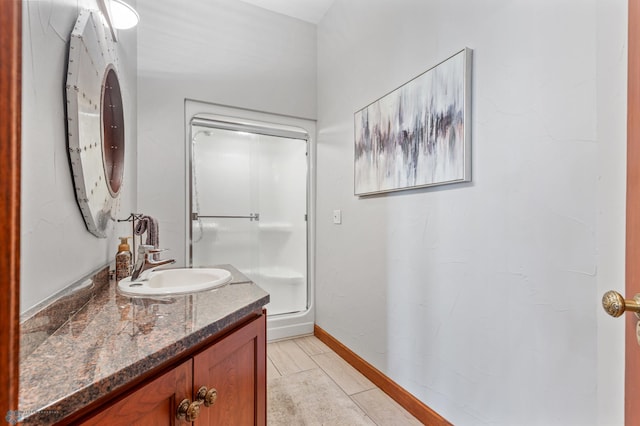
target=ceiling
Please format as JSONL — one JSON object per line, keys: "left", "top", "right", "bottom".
{"left": 237, "top": 0, "right": 336, "bottom": 24}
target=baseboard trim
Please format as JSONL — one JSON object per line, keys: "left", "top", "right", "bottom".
{"left": 314, "top": 325, "right": 451, "bottom": 426}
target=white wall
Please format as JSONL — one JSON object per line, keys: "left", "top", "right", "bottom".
{"left": 596, "top": 0, "right": 627, "bottom": 424}
{"left": 21, "top": 0, "right": 138, "bottom": 313}
{"left": 316, "top": 0, "right": 626, "bottom": 425}
{"left": 136, "top": 0, "right": 317, "bottom": 267}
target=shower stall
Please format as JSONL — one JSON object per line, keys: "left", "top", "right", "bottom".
{"left": 187, "top": 109, "right": 314, "bottom": 341}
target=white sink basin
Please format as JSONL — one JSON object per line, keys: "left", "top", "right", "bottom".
{"left": 118, "top": 268, "right": 232, "bottom": 296}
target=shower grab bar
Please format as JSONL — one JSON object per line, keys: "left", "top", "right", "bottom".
{"left": 192, "top": 212, "right": 260, "bottom": 221}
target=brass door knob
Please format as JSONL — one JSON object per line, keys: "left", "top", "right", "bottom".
{"left": 196, "top": 386, "right": 218, "bottom": 407}
{"left": 602, "top": 290, "right": 640, "bottom": 317}
{"left": 176, "top": 398, "right": 201, "bottom": 422}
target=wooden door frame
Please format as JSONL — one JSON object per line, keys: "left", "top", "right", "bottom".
{"left": 627, "top": 0, "right": 639, "bottom": 424}
{"left": 0, "top": 0, "right": 21, "bottom": 419}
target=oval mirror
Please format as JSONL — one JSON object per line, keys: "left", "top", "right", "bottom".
{"left": 102, "top": 66, "right": 125, "bottom": 196}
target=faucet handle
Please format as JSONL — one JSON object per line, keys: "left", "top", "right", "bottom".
{"left": 138, "top": 244, "right": 154, "bottom": 254}
{"left": 138, "top": 245, "right": 170, "bottom": 260}
{"left": 138, "top": 245, "right": 168, "bottom": 255}
{"left": 148, "top": 248, "right": 168, "bottom": 254}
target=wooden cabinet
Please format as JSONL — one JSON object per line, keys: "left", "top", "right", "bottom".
{"left": 77, "top": 313, "right": 266, "bottom": 425}
{"left": 194, "top": 314, "right": 266, "bottom": 425}
{"left": 80, "top": 360, "right": 192, "bottom": 426}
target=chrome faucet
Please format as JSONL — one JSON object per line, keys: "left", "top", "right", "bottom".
{"left": 131, "top": 245, "right": 176, "bottom": 281}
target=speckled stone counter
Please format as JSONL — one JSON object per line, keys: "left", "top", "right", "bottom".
{"left": 18, "top": 265, "right": 269, "bottom": 425}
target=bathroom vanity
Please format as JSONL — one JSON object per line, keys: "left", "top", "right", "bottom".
{"left": 81, "top": 313, "right": 265, "bottom": 425}
{"left": 18, "top": 265, "right": 269, "bottom": 425}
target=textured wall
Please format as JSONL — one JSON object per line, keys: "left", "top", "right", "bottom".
{"left": 315, "top": 0, "right": 626, "bottom": 424}
{"left": 21, "top": 0, "right": 138, "bottom": 312}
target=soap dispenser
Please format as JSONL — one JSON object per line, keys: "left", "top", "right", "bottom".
{"left": 115, "top": 236, "right": 132, "bottom": 282}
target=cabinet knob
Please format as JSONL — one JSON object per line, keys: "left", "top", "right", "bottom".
{"left": 176, "top": 398, "right": 201, "bottom": 422}
{"left": 196, "top": 386, "right": 218, "bottom": 407}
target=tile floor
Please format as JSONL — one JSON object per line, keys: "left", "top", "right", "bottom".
{"left": 267, "top": 335, "right": 423, "bottom": 425}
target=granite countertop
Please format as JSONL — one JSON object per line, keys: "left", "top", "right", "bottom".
{"left": 18, "top": 265, "right": 269, "bottom": 425}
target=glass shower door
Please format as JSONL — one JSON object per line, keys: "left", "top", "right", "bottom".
{"left": 191, "top": 127, "right": 259, "bottom": 275}
{"left": 190, "top": 123, "right": 307, "bottom": 316}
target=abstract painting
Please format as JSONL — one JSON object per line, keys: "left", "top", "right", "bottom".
{"left": 354, "top": 48, "right": 472, "bottom": 196}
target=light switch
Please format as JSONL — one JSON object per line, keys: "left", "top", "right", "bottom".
{"left": 333, "top": 210, "right": 342, "bottom": 224}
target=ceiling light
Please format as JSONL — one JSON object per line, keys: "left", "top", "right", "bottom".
{"left": 110, "top": 0, "right": 139, "bottom": 30}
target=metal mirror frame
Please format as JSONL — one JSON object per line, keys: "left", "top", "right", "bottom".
{"left": 66, "top": 9, "right": 123, "bottom": 238}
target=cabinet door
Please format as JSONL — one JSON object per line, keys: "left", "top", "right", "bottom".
{"left": 194, "top": 314, "right": 266, "bottom": 426}
{"left": 80, "top": 360, "right": 192, "bottom": 426}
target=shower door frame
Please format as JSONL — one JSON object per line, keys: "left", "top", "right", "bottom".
{"left": 185, "top": 100, "right": 316, "bottom": 341}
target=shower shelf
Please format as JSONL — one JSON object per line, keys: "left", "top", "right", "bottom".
{"left": 245, "top": 267, "right": 304, "bottom": 285}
